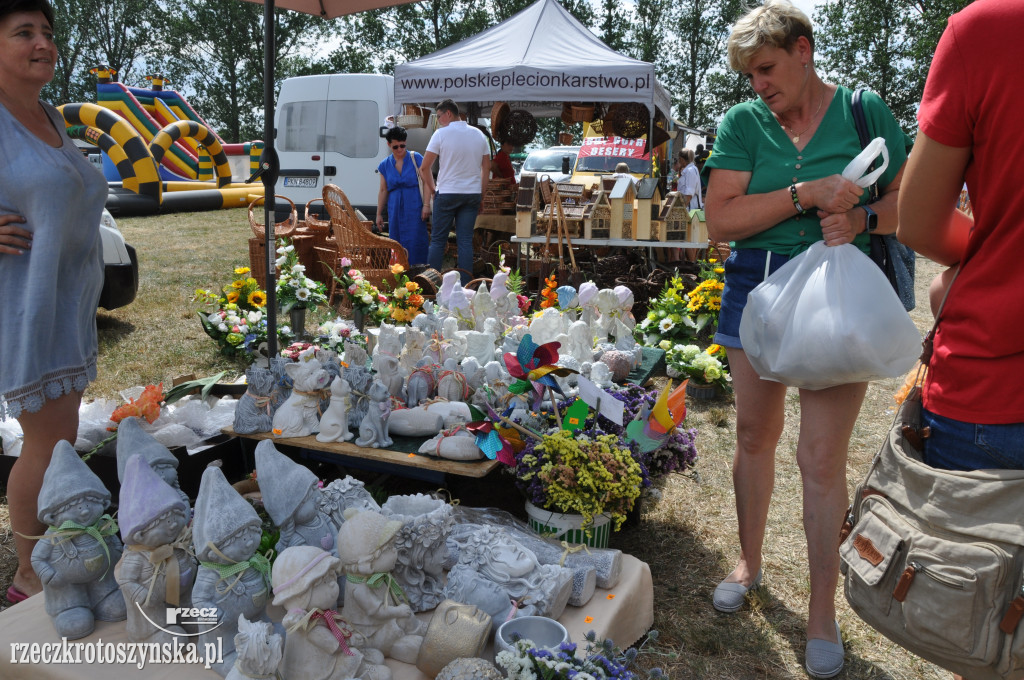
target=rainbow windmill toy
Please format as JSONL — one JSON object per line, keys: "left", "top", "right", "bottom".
{"left": 625, "top": 380, "right": 688, "bottom": 453}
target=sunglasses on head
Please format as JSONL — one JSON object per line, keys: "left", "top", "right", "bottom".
{"left": 391, "top": 143, "right": 406, "bottom": 149}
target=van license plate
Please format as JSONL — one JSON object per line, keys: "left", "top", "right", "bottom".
{"left": 284, "top": 177, "right": 317, "bottom": 188}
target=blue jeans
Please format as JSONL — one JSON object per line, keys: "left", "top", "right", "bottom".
{"left": 713, "top": 248, "right": 793, "bottom": 349}
{"left": 922, "top": 407, "right": 1024, "bottom": 471}
{"left": 428, "top": 193, "right": 480, "bottom": 284}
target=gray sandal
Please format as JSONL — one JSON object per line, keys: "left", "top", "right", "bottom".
{"left": 805, "top": 621, "right": 844, "bottom": 679}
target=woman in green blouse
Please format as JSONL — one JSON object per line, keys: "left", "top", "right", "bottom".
{"left": 703, "top": 1, "right": 908, "bottom": 677}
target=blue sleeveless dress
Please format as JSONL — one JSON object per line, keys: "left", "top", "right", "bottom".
{"left": 377, "top": 152, "right": 429, "bottom": 265}
{"left": 0, "top": 101, "right": 107, "bottom": 420}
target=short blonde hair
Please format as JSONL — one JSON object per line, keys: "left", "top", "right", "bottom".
{"left": 727, "top": 0, "right": 814, "bottom": 72}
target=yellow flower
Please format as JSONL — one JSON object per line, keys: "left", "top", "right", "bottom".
{"left": 405, "top": 281, "right": 419, "bottom": 292}
{"left": 234, "top": 267, "right": 251, "bottom": 275}
{"left": 246, "top": 277, "right": 258, "bottom": 287}
{"left": 226, "top": 291, "right": 239, "bottom": 303}
{"left": 714, "top": 267, "right": 725, "bottom": 274}
{"left": 248, "top": 290, "right": 267, "bottom": 307}
{"left": 231, "top": 279, "right": 245, "bottom": 289}
{"left": 707, "top": 344, "right": 722, "bottom": 355}
{"left": 391, "top": 263, "right": 405, "bottom": 275}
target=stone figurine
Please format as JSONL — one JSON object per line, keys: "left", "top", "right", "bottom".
{"left": 436, "top": 367, "right": 471, "bottom": 403}
{"left": 255, "top": 440, "right": 340, "bottom": 555}
{"left": 271, "top": 546, "right": 388, "bottom": 680}
{"left": 418, "top": 427, "right": 480, "bottom": 461}
{"left": 316, "top": 376, "right": 354, "bottom": 443}
{"left": 442, "top": 526, "right": 573, "bottom": 622}
{"left": 233, "top": 366, "right": 276, "bottom": 434}
{"left": 269, "top": 356, "right": 293, "bottom": 412}
{"left": 373, "top": 322, "right": 403, "bottom": 364}
{"left": 273, "top": 350, "right": 331, "bottom": 438}
{"left": 405, "top": 360, "right": 437, "bottom": 407}
{"left": 192, "top": 466, "right": 272, "bottom": 675}
{"left": 399, "top": 328, "right": 427, "bottom": 375}
{"left": 374, "top": 353, "right": 405, "bottom": 402}
{"left": 380, "top": 494, "right": 454, "bottom": 612}
{"left": 343, "top": 341, "right": 369, "bottom": 370}
{"left": 116, "top": 454, "right": 196, "bottom": 643}
{"left": 225, "top": 615, "right": 284, "bottom": 680}
{"left": 415, "top": 600, "right": 493, "bottom": 678}
{"left": 115, "top": 416, "right": 190, "bottom": 508}
{"left": 567, "top": 320, "right": 595, "bottom": 365}
{"left": 387, "top": 407, "right": 444, "bottom": 438}
{"left": 32, "top": 440, "right": 127, "bottom": 639}
{"left": 355, "top": 381, "right": 393, "bottom": 449}
{"left": 338, "top": 510, "right": 426, "bottom": 664}
{"left": 344, "top": 365, "right": 374, "bottom": 430}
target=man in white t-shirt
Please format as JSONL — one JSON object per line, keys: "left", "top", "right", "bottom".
{"left": 677, "top": 148, "right": 702, "bottom": 211}
{"left": 419, "top": 99, "right": 491, "bottom": 283}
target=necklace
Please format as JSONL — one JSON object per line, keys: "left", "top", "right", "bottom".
{"left": 781, "top": 84, "right": 825, "bottom": 144}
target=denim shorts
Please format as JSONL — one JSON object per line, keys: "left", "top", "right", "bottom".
{"left": 922, "top": 407, "right": 1024, "bottom": 471}
{"left": 713, "top": 248, "right": 793, "bottom": 349}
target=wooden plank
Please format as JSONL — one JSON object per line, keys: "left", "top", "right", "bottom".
{"left": 223, "top": 428, "right": 500, "bottom": 478}
{"left": 474, "top": 214, "right": 516, "bottom": 233}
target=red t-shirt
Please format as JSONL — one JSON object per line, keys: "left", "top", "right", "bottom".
{"left": 492, "top": 150, "right": 517, "bottom": 186}
{"left": 917, "top": 0, "right": 1024, "bottom": 424}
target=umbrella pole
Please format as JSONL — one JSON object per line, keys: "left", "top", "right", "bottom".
{"left": 262, "top": 0, "right": 280, "bottom": 358}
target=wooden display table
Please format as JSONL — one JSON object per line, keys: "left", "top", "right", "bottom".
{"left": 474, "top": 213, "right": 515, "bottom": 233}
{"left": 225, "top": 428, "right": 500, "bottom": 484}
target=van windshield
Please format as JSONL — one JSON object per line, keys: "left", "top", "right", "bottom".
{"left": 523, "top": 150, "right": 577, "bottom": 173}
{"left": 575, "top": 155, "right": 650, "bottom": 174}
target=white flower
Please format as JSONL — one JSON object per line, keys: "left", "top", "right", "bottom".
{"left": 238, "top": 324, "right": 248, "bottom": 334}
{"left": 275, "top": 256, "right": 287, "bottom": 267}
{"left": 362, "top": 294, "right": 373, "bottom": 304}
{"left": 217, "top": 323, "right": 228, "bottom": 332}
{"left": 659, "top": 318, "right": 675, "bottom": 332}
{"left": 296, "top": 288, "right": 310, "bottom": 301}
{"left": 640, "top": 317, "right": 652, "bottom": 329}
{"left": 247, "top": 310, "right": 262, "bottom": 324}
{"left": 207, "top": 313, "right": 221, "bottom": 325}
{"left": 291, "top": 264, "right": 305, "bottom": 275}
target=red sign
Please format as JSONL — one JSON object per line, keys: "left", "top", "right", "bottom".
{"left": 577, "top": 136, "right": 650, "bottom": 160}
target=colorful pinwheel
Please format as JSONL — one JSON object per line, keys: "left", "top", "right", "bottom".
{"left": 466, "top": 405, "right": 528, "bottom": 466}
{"left": 625, "top": 380, "right": 688, "bottom": 453}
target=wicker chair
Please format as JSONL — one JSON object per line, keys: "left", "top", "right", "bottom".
{"left": 316, "top": 184, "right": 409, "bottom": 302}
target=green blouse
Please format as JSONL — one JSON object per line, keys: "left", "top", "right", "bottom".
{"left": 704, "top": 85, "right": 908, "bottom": 255}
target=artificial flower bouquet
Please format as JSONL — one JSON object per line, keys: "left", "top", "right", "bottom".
{"left": 496, "top": 630, "right": 665, "bottom": 680}
{"left": 194, "top": 266, "right": 290, "bottom": 360}
{"left": 684, "top": 258, "right": 725, "bottom": 339}
{"left": 378, "top": 264, "right": 425, "bottom": 324}
{"left": 331, "top": 257, "right": 387, "bottom": 316}
{"left": 666, "top": 343, "right": 731, "bottom": 391}
{"left": 275, "top": 239, "right": 328, "bottom": 313}
{"left": 315, "top": 317, "right": 367, "bottom": 355}
{"left": 636, "top": 272, "right": 698, "bottom": 346}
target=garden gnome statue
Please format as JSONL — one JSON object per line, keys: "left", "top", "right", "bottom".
{"left": 225, "top": 615, "right": 284, "bottom": 680}
{"left": 115, "top": 416, "right": 190, "bottom": 507}
{"left": 254, "top": 440, "right": 339, "bottom": 555}
{"left": 317, "top": 376, "right": 354, "bottom": 443}
{"left": 32, "top": 440, "right": 127, "bottom": 639}
{"left": 192, "top": 466, "right": 272, "bottom": 676}
{"left": 271, "top": 546, "right": 389, "bottom": 680}
{"left": 116, "top": 454, "right": 196, "bottom": 643}
{"left": 380, "top": 494, "right": 454, "bottom": 612}
{"left": 442, "top": 526, "right": 573, "bottom": 621}
{"left": 233, "top": 366, "right": 276, "bottom": 434}
{"left": 338, "top": 510, "right": 426, "bottom": 664}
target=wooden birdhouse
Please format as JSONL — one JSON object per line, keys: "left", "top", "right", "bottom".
{"left": 516, "top": 173, "right": 541, "bottom": 238}
{"left": 582, "top": 190, "right": 612, "bottom": 239}
{"left": 539, "top": 182, "right": 586, "bottom": 238}
{"left": 608, "top": 177, "right": 636, "bottom": 239}
{"left": 659, "top": 191, "right": 690, "bottom": 242}
{"left": 689, "top": 208, "right": 708, "bottom": 245}
{"left": 635, "top": 178, "right": 662, "bottom": 240}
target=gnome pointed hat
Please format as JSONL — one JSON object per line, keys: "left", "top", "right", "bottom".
{"left": 192, "top": 465, "right": 260, "bottom": 562}
{"left": 254, "top": 440, "right": 318, "bottom": 526}
{"left": 37, "top": 440, "right": 111, "bottom": 524}
{"left": 116, "top": 416, "right": 178, "bottom": 481}
{"left": 119, "top": 454, "right": 189, "bottom": 544}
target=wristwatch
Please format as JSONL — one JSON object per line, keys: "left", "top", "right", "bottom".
{"left": 863, "top": 204, "right": 878, "bottom": 233}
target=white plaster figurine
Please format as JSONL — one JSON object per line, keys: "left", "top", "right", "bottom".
{"left": 233, "top": 366, "right": 277, "bottom": 434}
{"left": 272, "top": 546, "right": 388, "bottom": 680}
{"left": 317, "top": 376, "right": 354, "bottom": 443}
{"left": 380, "top": 494, "right": 455, "bottom": 612}
{"left": 116, "top": 454, "right": 196, "bottom": 643}
{"left": 255, "top": 440, "right": 339, "bottom": 555}
{"left": 338, "top": 510, "right": 426, "bottom": 664}
{"left": 273, "top": 349, "right": 330, "bottom": 438}
{"left": 192, "top": 466, "right": 273, "bottom": 675}
{"left": 225, "top": 615, "right": 284, "bottom": 680}
{"left": 32, "top": 441, "right": 127, "bottom": 640}
{"left": 115, "top": 415, "right": 190, "bottom": 507}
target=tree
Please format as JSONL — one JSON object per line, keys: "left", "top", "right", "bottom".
{"left": 162, "top": 0, "right": 330, "bottom": 142}
{"left": 596, "top": 0, "right": 627, "bottom": 52}
{"left": 628, "top": 0, "right": 667, "bottom": 64}
{"left": 814, "top": 0, "right": 972, "bottom": 131}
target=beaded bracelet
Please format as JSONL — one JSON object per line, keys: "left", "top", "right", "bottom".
{"left": 789, "top": 184, "right": 805, "bottom": 214}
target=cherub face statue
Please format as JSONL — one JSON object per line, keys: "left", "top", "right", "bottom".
{"left": 218, "top": 524, "right": 262, "bottom": 563}
{"left": 131, "top": 508, "right": 188, "bottom": 548}
{"left": 294, "top": 484, "right": 319, "bottom": 524}
{"left": 309, "top": 564, "right": 340, "bottom": 610}
{"left": 49, "top": 494, "right": 106, "bottom": 527}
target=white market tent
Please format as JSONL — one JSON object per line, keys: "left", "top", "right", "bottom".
{"left": 393, "top": 0, "right": 672, "bottom": 118}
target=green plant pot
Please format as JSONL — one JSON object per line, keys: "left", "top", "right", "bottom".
{"left": 685, "top": 381, "right": 719, "bottom": 400}
{"left": 525, "top": 500, "right": 612, "bottom": 549}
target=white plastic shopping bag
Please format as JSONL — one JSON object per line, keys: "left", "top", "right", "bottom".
{"left": 739, "top": 241, "right": 920, "bottom": 390}
{"left": 843, "top": 137, "right": 889, "bottom": 188}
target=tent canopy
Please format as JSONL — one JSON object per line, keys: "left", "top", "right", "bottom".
{"left": 394, "top": 0, "right": 672, "bottom": 118}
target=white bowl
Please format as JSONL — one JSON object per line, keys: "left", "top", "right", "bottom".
{"left": 493, "top": 616, "right": 569, "bottom": 659}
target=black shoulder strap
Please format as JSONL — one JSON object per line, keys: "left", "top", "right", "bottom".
{"left": 851, "top": 88, "right": 879, "bottom": 202}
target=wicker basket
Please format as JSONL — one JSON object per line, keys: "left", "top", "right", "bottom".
{"left": 397, "top": 104, "right": 426, "bottom": 129}
{"left": 491, "top": 102, "right": 510, "bottom": 141}
{"left": 569, "top": 104, "right": 595, "bottom": 123}
{"left": 558, "top": 132, "right": 574, "bottom": 146}
{"left": 248, "top": 195, "right": 297, "bottom": 239}
{"left": 497, "top": 109, "right": 538, "bottom": 146}
{"left": 605, "top": 102, "right": 650, "bottom": 140}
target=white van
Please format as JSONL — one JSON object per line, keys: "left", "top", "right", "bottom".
{"left": 274, "top": 74, "right": 431, "bottom": 221}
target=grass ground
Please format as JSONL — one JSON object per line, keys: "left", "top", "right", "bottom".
{"left": 0, "top": 208, "right": 950, "bottom": 678}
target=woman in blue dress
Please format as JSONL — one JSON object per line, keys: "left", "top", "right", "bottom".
{"left": 375, "top": 126, "right": 429, "bottom": 265}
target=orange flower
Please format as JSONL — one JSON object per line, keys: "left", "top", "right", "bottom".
{"left": 226, "top": 291, "right": 239, "bottom": 303}
{"left": 391, "top": 263, "right": 405, "bottom": 275}
{"left": 408, "top": 293, "right": 424, "bottom": 307}
{"left": 405, "top": 281, "right": 419, "bottom": 292}
{"left": 110, "top": 383, "right": 164, "bottom": 426}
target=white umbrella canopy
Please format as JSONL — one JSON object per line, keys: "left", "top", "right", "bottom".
{"left": 237, "top": 0, "right": 419, "bottom": 356}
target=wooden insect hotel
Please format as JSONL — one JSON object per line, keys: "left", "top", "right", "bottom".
{"left": 659, "top": 191, "right": 690, "bottom": 242}
{"left": 516, "top": 173, "right": 542, "bottom": 238}
{"left": 634, "top": 178, "right": 662, "bottom": 240}
{"left": 582, "top": 190, "right": 612, "bottom": 239}
{"left": 608, "top": 177, "right": 636, "bottom": 239}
